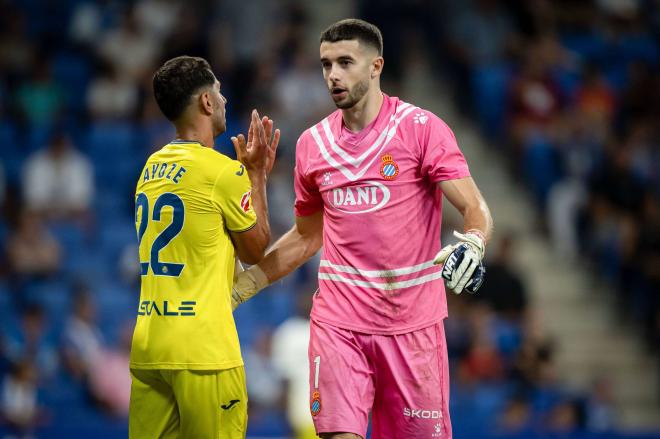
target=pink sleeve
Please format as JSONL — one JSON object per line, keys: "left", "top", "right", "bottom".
{"left": 293, "top": 135, "right": 323, "bottom": 217}
{"left": 419, "top": 113, "right": 470, "bottom": 183}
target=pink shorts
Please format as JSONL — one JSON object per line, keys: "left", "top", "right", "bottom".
{"left": 308, "top": 319, "right": 452, "bottom": 439}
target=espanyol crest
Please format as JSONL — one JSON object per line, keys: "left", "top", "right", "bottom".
{"left": 379, "top": 154, "right": 399, "bottom": 180}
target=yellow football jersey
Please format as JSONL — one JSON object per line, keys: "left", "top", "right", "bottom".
{"left": 129, "top": 140, "right": 256, "bottom": 370}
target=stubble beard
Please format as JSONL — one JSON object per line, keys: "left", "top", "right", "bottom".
{"left": 334, "top": 78, "right": 370, "bottom": 110}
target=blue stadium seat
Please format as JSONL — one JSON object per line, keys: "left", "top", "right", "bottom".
{"left": 52, "top": 51, "right": 92, "bottom": 113}
{"left": 471, "top": 63, "right": 512, "bottom": 139}
{"left": 522, "top": 135, "right": 563, "bottom": 207}
{"left": 93, "top": 280, "right": 137, "bottom": 343}
{"left": 561, "top": 33, "right": 607, "bottom": 64}
{"left": 614, "top": 34, "right": 659, "bottom": 66}
{"left": 0, "top": 280, "right": 11, "bottom": 324}
{"left": 48, "top": 221, "right": 86, "bottom": 254}
{"left": 22, "top": 279, "right": 72, "bottom": 329}
{"left": 86, "top": 122, "right": 144, "bottom": 192}
{"left": 85, "top": 122, "right": 136, "bottom": 157}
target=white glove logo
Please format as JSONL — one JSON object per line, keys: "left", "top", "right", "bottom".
{"left": 434, "top": 231, "right": 486, "bottom": 294}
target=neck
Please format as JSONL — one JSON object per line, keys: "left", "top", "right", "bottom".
{"left": 342, "top": 88, "right": 383, "bottom": 132}
{"left": 175, "top": 119, "right": 215, "bottom": 148}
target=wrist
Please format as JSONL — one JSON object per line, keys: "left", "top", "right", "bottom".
{"left": 247, "top": 168, "right": 267, "bottom": 184}
{"left": 454, "top": 230, "right": 485, "bottom": 259}
{"left": 245, "top": 265, "right": 269, "bottom": 291}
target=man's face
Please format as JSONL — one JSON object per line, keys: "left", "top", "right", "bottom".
{"left": 320, "top": 39, "right": 377, "bottom": 109}
{"left": 210, "top": 78, "right": 227, "bottom": 135}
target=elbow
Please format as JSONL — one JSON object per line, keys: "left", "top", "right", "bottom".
{"left": 240, "top": 234, "right": 270, "bottom": 266}
{"left": 239, "top": 244, "right": 266, "bottom": 265}
{"left": 240, "top": 253, "right": 263, "bottom": 266}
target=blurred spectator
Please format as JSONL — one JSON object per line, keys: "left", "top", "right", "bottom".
{"left": 272, "top": 292, "right": 315, "bottom": 439}
{"left": 3, "top": 305, "right": 58, "bottom": 380}
{"left": 86, "top": 63, "right": 139, "bottom": 121}
{"left": 620, "top": 62, "right": 659, "bottom": 130}
{"left": 14, "top": 56, "right": 64, "bottom": 129}
{"left": 61, "top": 287, "right": 131, "bottom": 417}
{"left": 97, "top": 7, "right": 160, "bottom": 81}
{"left": 585, "top": 376, "right": 616, "bottom": 432}
{"left": 0, "top": 360, "right": 40, "bottom": 438}
{"left": 448, "top": 0, "right": 516, "bottom": 67}
{"left": 273, "top": 46, "right": 332, "bottom": 150}
{"left": 134, "top": 0, "right": 181, "bottom": 42}
{"left": 497, "top": 394, "right": 532, "bottom": 435}
{"left": 511, "top": 326, "right": 556, "bottom": 395}
{"left": 477, "top": 232, "right": 528, "bottom": 321}
{"left": 573, "top": 63, "right": 616, "bottom": 125}
{"left": 0, "top": 161, "right": 5, "bottom": 209}
{"left": 0, "top": 9, "right": 35, "bottom": 80}
{"left": 462, "top": 304, "right": 505, "bottom": 382}
{"left": 244, "top": 330, "right": 284, "bottom": 413}
{"left": 86, "top": 323, "right": 132, "bottom": 417}
{"left": 118, "top": 243, "right": 140, "bottom": 287}
{"left": 22, "top": 132, "right": 94, "bottom": 220}
{"left": 546, "top": 398, "right": 585, "bottom": 433}
{"left": 627, "top": 191, "right": 660, "bottom": 348}
{"left": 508, "top": 37, "right": 564, "bottom": 148}
{"left": 61, "top": 286, "right": 103, "bottom": 381}
{"left": 6, "top": 211, "right": 61, "bottom": 280}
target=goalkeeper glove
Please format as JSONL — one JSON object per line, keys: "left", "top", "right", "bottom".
{"left": 231, "top": 265, "right": 269, "bottom": 311}
{"left": 434, "top": 230, "right": 486, "bottom": 294}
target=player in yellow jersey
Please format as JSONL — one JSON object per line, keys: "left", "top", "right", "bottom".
{"left": 128, "top": 56, "right": 280, "bottom": 438}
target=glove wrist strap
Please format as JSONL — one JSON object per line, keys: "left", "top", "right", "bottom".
{"left": 246, "top": 265, "right": 269, "bottom": 292}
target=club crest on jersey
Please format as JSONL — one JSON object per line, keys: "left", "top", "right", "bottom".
{"left": 310, "top": 391, "right": 322, "bottom": 416}
{"left": 240, "top": 190, "right": 252, "bottom": 213}
{"left": 321, "top": 172, "right": 333, "bottom": 186}
{"left": 379, "top": 154, "right": 399, "bottom": 180}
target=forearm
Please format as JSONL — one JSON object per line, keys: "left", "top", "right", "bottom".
{"left": 248, "top": 170, "right": 271, "bottom": 254}
{"left": 462, "top": 198, "right": 493, "bottom": 244}
{"left": 258, "top": 224, "right": 322, "bottom": 284}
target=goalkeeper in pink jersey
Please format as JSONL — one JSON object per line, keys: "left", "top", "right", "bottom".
{"left": 233, "top": 19, "right": 493, "bottom": 439}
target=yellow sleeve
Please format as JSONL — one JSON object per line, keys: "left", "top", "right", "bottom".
{"left": 212, "top": 161, "right": 257, "bottom": 232}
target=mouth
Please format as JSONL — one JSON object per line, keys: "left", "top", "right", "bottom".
{"left": 331, "top": 86, "right": 348, "bottom": 99}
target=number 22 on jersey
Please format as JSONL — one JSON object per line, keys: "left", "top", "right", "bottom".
{"left": 135, "top": 192, "right": 185, "bottom": 277}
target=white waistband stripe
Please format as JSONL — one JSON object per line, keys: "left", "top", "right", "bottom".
{"left": 318, "top": 271, "right": 443, "bottom": 290}
{"left": 319, "top": 259, "right": 436, "bottom": 278}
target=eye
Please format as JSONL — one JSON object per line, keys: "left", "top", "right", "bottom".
{"left": 340, "top": 60, "right": 351, "bottom": 66}
{"left": 322, "top": 61, "right": 331, "bottom": 69}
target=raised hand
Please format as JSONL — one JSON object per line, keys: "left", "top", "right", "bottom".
{"left": 231, "top": 110, "right": 280, "bottom": 177}
{"left": 261, "top": 115, "right": 280, "bottom": 176}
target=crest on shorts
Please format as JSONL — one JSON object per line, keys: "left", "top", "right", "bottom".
{"left": 310, "top": 391, "right": 322, "bottom": 416}
{"left": 379, "top": 154, "right": 399, "bottom": 180}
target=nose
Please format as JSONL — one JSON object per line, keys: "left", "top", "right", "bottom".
{"left": 328, "top": 64, "right": 341, "bottom": 83}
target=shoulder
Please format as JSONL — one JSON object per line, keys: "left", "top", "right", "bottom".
{"left": 392, "top": 99, "right": 446, "bottom": 131}
{"left": 297, "top": 110, "right": 342, "bottom": 148}
{"left": 397, "top": 101, "right": 455, "bottom": 143}
{"left": 195, "top": 147, "right": 243, "bottom": 176}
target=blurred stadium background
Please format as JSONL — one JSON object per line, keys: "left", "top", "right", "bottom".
{"left": 0, "top": 0, "right": 658, "bottom": 438}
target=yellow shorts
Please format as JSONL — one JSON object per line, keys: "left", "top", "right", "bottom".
{"left": 129, "top": 367, "right": 247, "bottom": 439}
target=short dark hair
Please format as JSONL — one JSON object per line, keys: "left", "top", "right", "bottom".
{"left": 153, "top": 56, "right": 215, "bottom": 121}
{"left": 320, "top": 19, "right": 383, "bottom": 56}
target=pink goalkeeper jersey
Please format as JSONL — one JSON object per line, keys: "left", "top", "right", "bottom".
{"left": 294, "top": 94, "right": 470, "bottom": 334}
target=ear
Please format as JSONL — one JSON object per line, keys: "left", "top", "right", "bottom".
{"left": 199, "top": 90, "right": 213, "bottom": 116}
{"left": 371, "top": 56, "right": 384, "bottom": 79}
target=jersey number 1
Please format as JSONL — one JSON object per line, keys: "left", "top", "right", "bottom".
{"left": 135, "top": 192, "right": 185, "bottom": 277}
